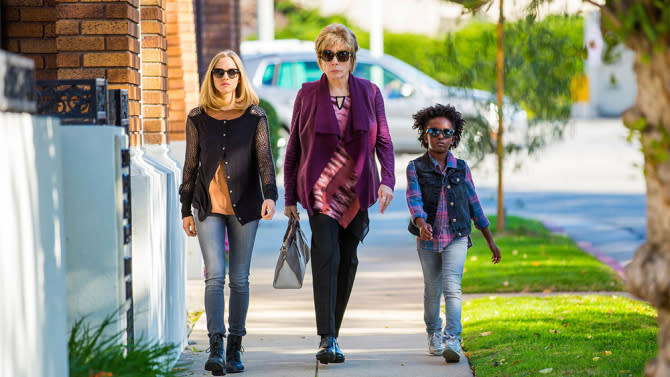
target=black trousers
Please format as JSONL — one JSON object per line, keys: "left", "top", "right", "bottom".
{"left": 308, "top": 211, "right": 368, "bottom": 337}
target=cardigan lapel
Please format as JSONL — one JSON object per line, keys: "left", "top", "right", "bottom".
{"left": 314, "top": 74, "right": 340, "bottom": 136}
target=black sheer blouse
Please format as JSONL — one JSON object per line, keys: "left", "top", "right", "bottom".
{"left": 179, "top": 105, "right": 278, "bottom": 225}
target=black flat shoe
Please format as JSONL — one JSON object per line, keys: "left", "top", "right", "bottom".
{"left": 333, "top": 338, "right": 345, "bottom": 363}
{"left": 315, "top": 336, "right": 337, "bottom": 364}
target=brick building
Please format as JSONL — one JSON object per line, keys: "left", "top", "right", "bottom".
{"left": 1, "top": 0, "right": 242, "bottom": 144}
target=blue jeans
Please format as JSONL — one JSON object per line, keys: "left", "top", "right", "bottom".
{"left": 194, "top": 210, "right": 259, "bottom": 337}
{"left": 417, "top": 237, "right": 468, "bottom": 340}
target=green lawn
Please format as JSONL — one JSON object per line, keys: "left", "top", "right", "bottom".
{"left": 462, "top": 295, "right": 657, "bottom": 377}
{"left": 462, "top": 216, "right": 626, "bottom": 293}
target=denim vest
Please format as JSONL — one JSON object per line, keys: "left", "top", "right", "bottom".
{"left": 408, "top": 153, "right": 472, "bottom": 238}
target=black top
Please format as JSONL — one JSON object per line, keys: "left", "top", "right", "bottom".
{"left": 179, "top": 105, "right": 278, "bottom": 225}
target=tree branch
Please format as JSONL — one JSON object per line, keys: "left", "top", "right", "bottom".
{"left": 598, "top": 3, "right": 623, "bottom": 31}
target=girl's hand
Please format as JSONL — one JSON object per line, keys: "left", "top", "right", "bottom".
{"left": 415, "top": 218, "right": 433, "bottom": 240}
{"left": 182, "top": 216, "right": 197, "bottom": 237}
{"left": 489, "top": 241, "right": 501, "bottom": 264}
{"left": 261, "top": 199, "right": 276, "bottom": 220}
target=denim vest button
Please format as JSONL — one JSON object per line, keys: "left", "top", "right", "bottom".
{"left": 450, "top": 202, "right": 454, "bottom": 206}
{"left": 452, "top": 218, "right": 457, "bottom": 222}
{"left": 447, "top": 185, "right": 451, "bottom": 189}
{"left": 458, "top": 232, "right": 462, "bottom": 236}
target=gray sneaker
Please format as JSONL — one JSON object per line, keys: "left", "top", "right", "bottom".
{"left": 427, "top": 332, "right": 444, "bottom": 356}
{"left": 442, "top": 337, "right": 461, "bottom": 363}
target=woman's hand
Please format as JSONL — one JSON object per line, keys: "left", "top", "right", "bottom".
{"left": 415, "top": 218, "right": 433, "bottom": 240}
{"left": 261, "top": 199, "right": 276, "bottom": 220}
{"left": 182, "top": 216, "right": 197, "bottom": 237}
{"left": 284, "top": 205, "right": 299, "bottom": 220}
{"left": 378, "top": 184, "right": 394, "bottom": 214}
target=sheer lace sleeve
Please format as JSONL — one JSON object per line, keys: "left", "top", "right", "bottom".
{"left": 251, "top": 105, "right": 278, "bottom": 201}
{"left": 179, "top": 110, "right": 201, "bottom": 218}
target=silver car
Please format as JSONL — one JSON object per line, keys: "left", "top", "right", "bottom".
{"left": 241, "top": 39, "right": 527, "bottom": 155}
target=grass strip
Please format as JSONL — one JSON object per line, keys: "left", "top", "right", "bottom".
{"left": 463, "top": 216, "right": 626, "bottom": 293}
{"left": 462, "top": 295, "right": 657, "bottom": 376}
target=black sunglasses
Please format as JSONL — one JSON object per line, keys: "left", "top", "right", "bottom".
{"left": 320, "top": 50, "right": 352, "bottom": 62}
{"left": 427, "top": 128, "right": 455, "bottom": 138}
{"left": 212, "top": 68, "right": 240, "bottom": 79}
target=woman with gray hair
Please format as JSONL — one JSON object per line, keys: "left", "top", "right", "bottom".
{"left": 283, "top": 23, "right": 396, "bottom": 364}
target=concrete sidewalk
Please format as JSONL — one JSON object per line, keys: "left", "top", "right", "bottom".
{"left": 178, "top": 241, "right": 474, "bottom": 377}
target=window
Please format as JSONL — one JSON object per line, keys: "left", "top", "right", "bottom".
{"left": 276, "top": 61, "right": 322, "bottom": 89}
{"left": 261, "top": 64, "right": 275, "bottom": 86}
{"left": 354, "top": 63, "right": 407, "bottom": 98}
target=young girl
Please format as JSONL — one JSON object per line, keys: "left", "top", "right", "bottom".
{"left": 405, "top": 104, "right": 501, "bottom": 363}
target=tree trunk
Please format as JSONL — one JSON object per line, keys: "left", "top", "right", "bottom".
{"left": 623, "top": 47, "right": 670, "bottom": 377}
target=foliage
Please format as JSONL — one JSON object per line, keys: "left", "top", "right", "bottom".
{"left": 258, "top": 98, "right": 282, "bottom": 170}
{"left": 462, "top": 216, "right": 626, "bottom": 293}
{"left": 462, "top": 295, "right": 657, "bottom": 376}
{"left": 68, "top": 314, "right": 181, "bottom": 377}
{"left": 272, "top": 1, "right": 585, "bottom": 162}
{"left": 274, "top": 0, "right": 369, "bottom": 46}
{"left": 442, "top": 15, "right": 584, "bottom": 156}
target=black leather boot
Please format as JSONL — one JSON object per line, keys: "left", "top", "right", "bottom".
{"left": 205, "top": 333, "right": 226, "bottom": 375}
{"left": 333, "top": 338, "right": 345, "bottom": 363}
{"left": 315, "top": 336, "right": 337, "bottom": 364}
{"left": 225, "top": 335, "right": 245, "bottom": 373}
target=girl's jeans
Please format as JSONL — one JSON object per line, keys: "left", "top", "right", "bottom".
{"left": 417, "top": 237, "right": 468, "bottom": 340}
{"left": 194, "top": 210, "right": 259, "bottom": 337}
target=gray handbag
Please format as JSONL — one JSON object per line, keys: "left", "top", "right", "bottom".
{"left": 273, "top": 216, "right": 310, "bottom": 289}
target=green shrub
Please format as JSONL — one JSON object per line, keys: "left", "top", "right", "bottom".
{"left": 258, "top": 98, "right": 282, "bottom": 170}
{"left": 68, "top": 314, "right": 181, "bottom": 377}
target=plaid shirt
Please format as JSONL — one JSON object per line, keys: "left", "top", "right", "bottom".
{"left": 406, "top": 152, "right": 489, "bottom": 252}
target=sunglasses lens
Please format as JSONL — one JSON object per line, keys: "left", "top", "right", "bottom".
{"left": 321, "top": 50, "right": 335, "bottom": 61}
{"left": 444, "top": 129, "right": 454, "bottom": 137}
{"left": 212, "top": 69, "right": 224, "bottom": 78}
{"left": 227, "top": 69, "right": 239, "bottom": 79}
{"left": 336, "top": 51, "right": 350, "bottom": 62}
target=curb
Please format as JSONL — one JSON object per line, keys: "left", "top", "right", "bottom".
{"left": 540, "top": 220, "right": 627, "bottom": 281}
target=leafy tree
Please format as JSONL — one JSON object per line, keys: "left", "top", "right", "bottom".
{"left": 448, "top": 1, "right": 670, "bottom": 375}
{"left": 272, "top": 1, "right": 584, "bottom": 231}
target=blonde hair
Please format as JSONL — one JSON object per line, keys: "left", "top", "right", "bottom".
{"left": 199, "top": 50, "right": 258, "bottom": 111}
{"left": 314, "top": 24, "right": 359, "bottom": 73}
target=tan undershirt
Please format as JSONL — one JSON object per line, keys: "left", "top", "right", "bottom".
{"left": 206, "top": 107, "right": 245, "bottom": 215}
{"left": 209, "top": 161, "right": 234, "bottom": 215}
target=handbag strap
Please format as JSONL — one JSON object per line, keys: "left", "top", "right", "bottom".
{"left": 281, "top": 216, "right": 298, "bottom": 251}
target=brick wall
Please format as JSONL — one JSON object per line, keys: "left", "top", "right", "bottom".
{"left": 2, "top": 0, "right": 235, "bottom": 146}
{"left": 140, "top": 0, "right": 168, "bottom": 145}
{"left": 2, "top": 0, "right": 58, "bottom": 80}
{"left": 195, "top": 0, "right": 240, "bottom": 83}
{"left": 166, "top": 0, "right": 199, "bottom": 142}
{"left": 56, "top": 0, "right": 142, "bottom": 146}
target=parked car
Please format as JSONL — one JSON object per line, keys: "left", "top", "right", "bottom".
{"left": 241, "top": 39, "right": 527, "bottom": 155}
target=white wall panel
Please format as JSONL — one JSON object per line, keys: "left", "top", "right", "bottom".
{"left": 0, "top": 114, "right": 69, "bottom": 377}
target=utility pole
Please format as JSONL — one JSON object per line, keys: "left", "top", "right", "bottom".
{"left": 369, "top": 0, "right": 383, "bottom": 87}
{"left": 257, "top": 0, "right": 274, "bottom": 42}
{"left": 496, "top": 0, "right": 505, "bottom": 231}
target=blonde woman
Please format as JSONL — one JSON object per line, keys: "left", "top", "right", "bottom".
{"left": 179, "top": 50, "right": 277, "bottom": 375}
